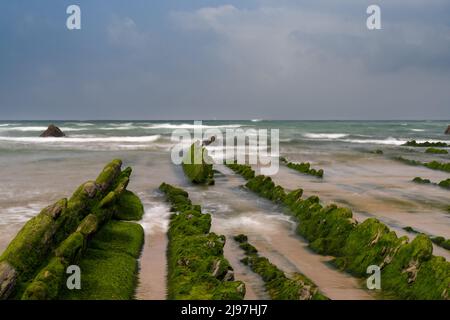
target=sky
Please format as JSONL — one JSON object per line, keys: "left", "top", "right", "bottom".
{"left": 0, "top": 0, "right": 449, "bottom": 120}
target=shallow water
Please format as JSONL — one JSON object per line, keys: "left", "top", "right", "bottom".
{"left": 0, "top": 120, "right": 449, "bottom": 299}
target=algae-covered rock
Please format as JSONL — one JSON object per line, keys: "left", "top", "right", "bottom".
{"left": 425, "top": 147, "right": 448, "bottom": 154}
{"left": 299, "top": 205, "right": 356, "bottom": 256}
{"left": 412, "top": 177, "right": 431, "bottom": 184}
{"left": 286, "top": 161, "right": 324, "bottom": 178}
{"left": 438, "top": 179, "right": 450, "bottom": 190}
{"left": 59, "top": 221, "right": 144, "bottom": 300}
{"left": 0, "top": 159, "right": 142, "bottom": 300}
{"left": 245, "top": 175, "right": 286, "bottom": 203}
{"left": 334, "top": 218, "right": 405, "bottom": 275}
{"left": 115, "top": 190, "right": 144, "bottom": 221}
{"left": 403, "top": 140, "right": 449, "bottom": 148}
{"left": 226, "top": 163, "right": 255, "bottom": 180}
{"left": 182, "top": 142, "right": 215, "bottom": 185}
{"left": 160, "top": 183, "right": 245, "bottom": 300}
{"left": 381, "top": 234, "right": 450, "bottom": 299}
{"left": 235, "top": 235, "right": 328, "bottom": 300}
{"left": 228, "top": 162, "right": 450, "bottom": 300}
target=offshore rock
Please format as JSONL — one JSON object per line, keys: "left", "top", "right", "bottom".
{"left": 40, "top": 124, "right": 65, "bottom": 137}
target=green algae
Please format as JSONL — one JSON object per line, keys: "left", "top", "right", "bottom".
{"left": 431, "top": 237, "right": 450, "bottom": 251}
{"left": 115, "top": 190, "right": 144, "bottom": 221}
{"left": 412, "top": 177, "right": 431, "bottom": 184}
{"left": 245, "top": 175, "right": 286, "bottom": 203}
{"left": 0, "top": 159, "right": 145, "bottom": 300}
{"left": 58, "top": 221, "right": 144, "bottom": 300}
{"left": 403, "top": 140, "right": 449, "bottom": 148}
{"left": 227, "top": 163, "right": 450, "bottom": 300}
{"left": 234, "top": 234, "right": 328, "bottom": 300}
{"left": 395, "top": 157, "right": 450, "bottom": 173}
{"left": 425, "top": 147, "right": 448, "bottom": 154}
{"left": 226, "top": 163, "right": 255, "bottom": 180}
{"left": 412, "top": 177, "right": 450, "bottom": 190}
{"left": 182, "top": 142, "right": 215, "bottom": 185}
{"left": 160, "top": 183, "right": 245, "bottom": 300}
{"left": 285, "top": 160, "right": 324, "bottom": 178}
{"left": 438, "top": 179, "right": 450, "bottom": 189}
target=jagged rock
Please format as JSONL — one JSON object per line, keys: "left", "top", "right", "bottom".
{"left": 202, "top": 136, "right": 216, "bottom": 146}
{"left": 44, "top": 198, "right": 67, "bottom": 219}
{"left": 83, "top": 182, "right": 98, "bottom": 198}
{"left": 182, "top": 141, "right": 215, "bottom": 185}
{"left": 223, "top": 270, "right": 235, "bottom": 281}
{"left": 0, "top": 261, "right": 17, "bottom": 299}
{"left": 445, "top": 125, "right": 450, "bottom": 135}
{"left": 40, "top": 124, "right": 65, "bottom": 137}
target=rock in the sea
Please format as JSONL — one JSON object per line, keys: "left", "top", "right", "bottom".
{"left": 40, "top": 124, "right": 65, "bottom": 137}
{"left": 0, "top": 261, "right": 17, "bottom": 299}
{"left": 445, "top": 125, "right": 450, "bottom": 135}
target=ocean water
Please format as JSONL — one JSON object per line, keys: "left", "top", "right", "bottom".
{"left": 0, "top": 120, "right": 449, "bottom": 299}
{"left": 0, "top": 120, "right": 449, "bottom": 152}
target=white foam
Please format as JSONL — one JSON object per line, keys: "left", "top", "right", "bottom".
{"left": 144, "top": 123, "right": 244, "bottom": 129}
{"left": 0, "top": 135, "right": 161, "bottom": 143}
{"left": 0, "top": 204, "right": 41, "bottom": 225}
{"left": 341, "top": 137, "right": 406, "bottom": 145}
{"left": 303, "top": 133, "right": 349, "bottom": 139}
{"left": 0, "top": 126, "right": 87, "bottom": 132}
{"left": 139, "top": 200, "right": 172, "bottom": 235}
{"left": 411, "top": 129, "right": 425, "bottom": 132}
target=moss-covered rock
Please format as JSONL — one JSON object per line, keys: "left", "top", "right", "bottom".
{"left": 0, "top": 159, "right": 145, "bottom": 300}
{"left": 395, "top": 157, "right": 450, "bottom": 173}
{"left": 412, "top": 177, "right": 431, "bottom": 184}
{"left": 425, "top": 147, "right": 448, "bottom": 154}
{"left": 234, "top": 235, "right": 328, "bottom": 300}
{"left": 115, "top": 190, "right": 144, "bottom": 221}
{"left": 438, "top": 179, "right": 450, "bottom": 190}
{"left": 160, "top": 183, "right": 245, "bottom": 300}
{"left": 245, "top": 175, "right": 286, "bottom": 203}
{"left": 228, "top": 167, "right": 450, "bottom": 300}
{"left": 297, "top": 205, "right": 356, "bottom": 256}
{"left": 381, "top": 234, "right": 450, "bottom": 299}
{"left": 182, "top": 142, "right": 215, "bottom": 185}
{"left": 286, "top": 161, "right": 324, "bottom": 178}
{"left": 226, "top": 163, "right": 255, "bottom": 180}
{"left": 431, "top": 236, "right": 450, "bottom": 251}
{"left": 59, "top": 221, "right": 144, "bottom": 300}
{"left": 334, "top": 219, "right": 406, "bottom": 275}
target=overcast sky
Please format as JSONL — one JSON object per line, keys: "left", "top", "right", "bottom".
{"left": 1, "top": 0, "right": 449, "bottom": 120}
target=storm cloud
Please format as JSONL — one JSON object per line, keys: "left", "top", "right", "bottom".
{"left": 0, "top": 0, "right": 449, "bottom": 120}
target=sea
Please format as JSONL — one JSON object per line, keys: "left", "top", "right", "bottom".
{"left": 0, "top": 120, "right": 449, "bottom": 299}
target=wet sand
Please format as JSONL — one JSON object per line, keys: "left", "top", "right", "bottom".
{"left": 135, "top": 232, "right": 168, "bottom": 300}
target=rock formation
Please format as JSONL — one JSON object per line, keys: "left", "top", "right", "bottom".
{"left": 182, "top": 141, "right": 215, "bottom": 185}
{"left": 226, "top": 162, "right": 450, "bottom": 300}
{"left": 445, "top": 125, "right": 450, "bottom": 134}
{"left": 159, "top": 182, "right": 245, "bottom": 300}
{"left": 40, "top": 124, "right": 65, "bottom": 137}
{"left": 0, "top": 159, "right": 144, "bottom": 300}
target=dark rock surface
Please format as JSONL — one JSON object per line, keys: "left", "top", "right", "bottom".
{"left": 40, "top": 124, "right": 65, "bottom": 137}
